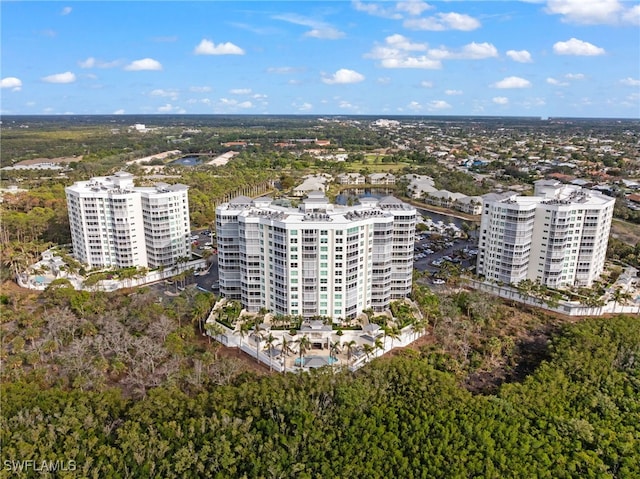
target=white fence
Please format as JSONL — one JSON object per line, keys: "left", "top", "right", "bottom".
{"left": 469, "top": 279, "right": 640, "bottom": 316}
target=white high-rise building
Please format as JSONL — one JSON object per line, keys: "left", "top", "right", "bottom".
{"left": 477, "top": 180, "right": 615, "bottom": 288}
{"left": 65, "top": 172, "right": 190, "bottom": 269}
{"left": 216, "top": 193, "right": 416, "bottom": 322}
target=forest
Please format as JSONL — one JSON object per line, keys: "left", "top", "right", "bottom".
{"left": 1, "top": 313, "right": 638, "bottom": 478}
{"left": 1, "top": 116, "right": 639, "bottom": 477}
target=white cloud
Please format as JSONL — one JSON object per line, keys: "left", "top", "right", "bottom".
{"left": 272, "top": 14, "right": 345, "bottom": 40}
{"left": 124, "top": 58, "right": 163, "bottom": 71}
{"left": 427, "top": 42, "right": 498, "bottom": 60}
{"left": 506, "top": 50, "right": 533, "bottom": 63}
{"left": 322, "top": 69, "right": 365, "bottom": 84}
{"left": 157, "top": 104, "right": 186, "bottom": 113}
{"left": 61, "top": 6, "right": 72, "bottom": 15}
{"left": 492, "top": 76, "right": 531, "bottom": 89}
{"left": 553, "top": 38, "right": 605, "bottom": 56}
{"left": 194, "top": 39, "right": 245, "bottom": 55}
{"left": 150, "top": 89, "right": 179, "bottom": 100}
{"left": 295, "top": 102, "right": 313, "bottom": 111}
{"left": 420, "top": 80, "right": 434, "bottom": 88}
{"left": 230, "top": 88, "right": 252, "bottom": 95}
{"left": 42, "top": 71, "right": 76, "bottom": 84}
{"left": 459, "top": 42, "right": 499, "bottom": 59}
{"left": 1, "top": 77, "right": 22, "bottom": 91}
{"left": 218, "top": 98, "right": 254, "bottom": 109}
{"left": 547, "top": 77, "right": 569, "bottom": 86}
{"left": 113, "top": 109, "right": 125, "bottom": 115}
{"left": 544, "top": 0, "right": 632, "bottom": 25}
{"left": 190, "top": 86, "right": 212, "bottom": 93}
{"left": 305, "top": 27, "right": 345, "bottom": 40}
{"left": 404, "top": 12, "right": 481, "bottom": 31}
{"left": 338, "top": 100, "right": 357, "bottom": 110}
{"left": 401, "top": 100, "right": 449, "bottom": 113}
{"left": 427, "top": 100, "right": 451, "bottom": 111}
{"left": 377, "top": 77, "right": 392, "bottom": 85}
{"left": 565, "top": 73, "right": 585, "bottom": 80}
{"left": 620, "top": 77, "right": 640, "bottom": 86}
{"left": 78, "top": 57, "right": 119, "bottom": 69}
{"left": 622, "top": 5, "right": 640, "bottom": 25}
{"left": 445, "top": 89, "right": 463, "bottom": 95}
{"left": 396, "top": 0, "right": 433, "bottom": 16}
{"left": 366, "top": 34, "right": 442, "bottom": 69}
{"left": 523, "top": 97, "right": 546, "bottom": 108}
{"left": 385, "top": 33, "right": 428, "bottom": 51}
{"left": 492, "top": 96, "right": 509, "bottom": 105}
{"left": 79, "top": 57, "right": 95, "bottom": 68}
{"left": 352, "top": 1, "right": 403, "bottom": 20}
{"left": 383, "top": 56, "right": 441, "bottom": 69}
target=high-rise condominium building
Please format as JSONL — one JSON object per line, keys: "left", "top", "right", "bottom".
{"left": 216, "top": 193, "right": 416, "bottom": 322}
{"left": 65, "top": 172, "right": 190, "bottom": 269}
{"left": 477, "top": 180, "right": 614, "bottom": 288}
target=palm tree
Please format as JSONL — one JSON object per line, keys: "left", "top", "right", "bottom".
{"left": 386, "top": 326, "right": 401, "bottom": 349}
{"left": 204, "top": 322, "right": 224, "bottom": 358}
{"left": 412, "top": 318, "right": 427, "bottom": 341}
{"left": 329, "top": 340, "right": 341, "bottom": 369}
{"left": 204, "top": 321, "right": 224, "bottom": 344}
{"left": 374, "top": 338, "right": 384, "bottom": 357}
{"left": 362, "top": 343, "right": 375, "bottom": 362}
{"left": 344, "top": 340, "right": 357, "bottom": 364}
{"left": 263, "top": 333, "right": 279, "bottom": 371}
{"left": 280, "top": 336, "right": 293, "bottom": 357}
{"left": 235, "top": 321, "right": 250, "bottom": 351}
{"left": 611, "top": 287, "right": 632, "bottom": 312}
{"left": 516, "top": 279, "right": 535, "bottom": 301}
{"left": 296, "top": 335, "right": 311, "bottom": 369}
{"left": 192, "top": 293, "right": 213, "bottom": 333}
{"left": 252, "top": 323, "right": 265, "bottom": 363}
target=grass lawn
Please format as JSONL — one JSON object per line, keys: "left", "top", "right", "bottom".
{"left": 342, "top": 160, "right": 411, "bottom": 173}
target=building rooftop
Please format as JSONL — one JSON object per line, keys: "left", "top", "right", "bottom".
{"left": 219, "top": 193, "right": 415, "bottom": 226}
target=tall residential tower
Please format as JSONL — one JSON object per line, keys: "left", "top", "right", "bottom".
{"left": 65, "top": 172, "right": 190, "bottom": 269}
{"left": 477, "top": 180, "right": 614, "bottom": 288}
{"left": 216, "top": 193, "right": 416, "bottom": 322}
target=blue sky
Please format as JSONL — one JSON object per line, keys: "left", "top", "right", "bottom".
{"left": 1, "top": 1, "right": 639, "bottom": 117}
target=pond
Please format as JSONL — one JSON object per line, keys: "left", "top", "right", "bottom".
{"left": 335, "top": 188, "right": 394, "bottom": 205}
{"left": 169, "top": 156, "right": 202, "bottom": 166}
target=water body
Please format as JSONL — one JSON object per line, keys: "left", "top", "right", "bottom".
{"left": 335, "top": 187, "right": 393, "bottom": 205}
{"left": 170, "top": 156, "right": 202, "bottom": 166}
{"left": 336, "top": 188, "right": 466, "bottom": 227}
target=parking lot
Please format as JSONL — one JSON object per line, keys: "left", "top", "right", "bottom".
{"left": 412, "top": 232, "right": 478, "bottom": 282}
{"left": 191, "top": 229, "right": 219, "bottom": 292}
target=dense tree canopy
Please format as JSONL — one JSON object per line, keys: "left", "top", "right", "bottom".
{"left": 2, "top": 315, "right": 638, "bottom": 478}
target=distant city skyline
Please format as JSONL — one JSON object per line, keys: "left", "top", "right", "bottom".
{"left": 1, "top": 1, "right": 639, "bottom": 118}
